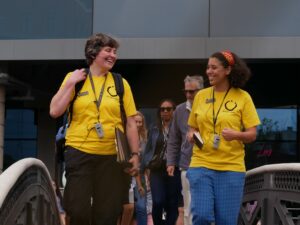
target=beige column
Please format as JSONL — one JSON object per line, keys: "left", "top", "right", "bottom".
{"left": 0, "top": 85, "right": 5, "bottom": 174}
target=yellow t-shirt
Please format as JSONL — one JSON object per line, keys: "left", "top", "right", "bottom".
{"left": 188, "top": 87, "right": 260, "bottom": 172}
{"left": 61, "top": 72, "right": 137, "bottom": 155}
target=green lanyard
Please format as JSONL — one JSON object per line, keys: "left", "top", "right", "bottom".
{"left": 212, "top": 87, "right": 231, "bottom": 134}
{"left": 88, "top": 72, "right": 108, "bottom": 122}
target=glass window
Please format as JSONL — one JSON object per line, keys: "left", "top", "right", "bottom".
{"left": 245, "top": 108, "right": 298, "bottom": 170}
{"left": 3, "top": 109, "right": 37, "bottom": 170}
{"left": 0, "top": 0, "right": 92, "bottom": 39}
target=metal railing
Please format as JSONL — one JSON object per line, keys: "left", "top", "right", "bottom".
{"left": 0, "top": 158, "right": 61, "bottom": 225}
{"left": 239, "top": 163, "right": 300, "bottom": 225}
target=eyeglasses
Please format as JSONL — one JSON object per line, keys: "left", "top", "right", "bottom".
{"left": 160, "top": 107, "right": 174, "bottom": 112}
{"left": 183, "top": 89, "right": 199, "bottom": 95}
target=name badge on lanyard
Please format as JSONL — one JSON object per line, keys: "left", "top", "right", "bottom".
{"left": 205, "top": 98, "right": 215, "bottom": 104}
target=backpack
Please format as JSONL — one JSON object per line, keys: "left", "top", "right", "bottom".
{"left": 55, "top": 70, "right": 125, "bottom": 162}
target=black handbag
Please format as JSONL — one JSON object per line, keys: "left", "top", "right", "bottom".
{"left": 148, "top": 138, "right": 167, "bottom": 170}
{"left": 147, "top": 148, "right": 166, "bottom": 170}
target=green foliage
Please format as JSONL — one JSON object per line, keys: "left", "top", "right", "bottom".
{"left": 258, "top": 118, "right": 279, "bottom": 138}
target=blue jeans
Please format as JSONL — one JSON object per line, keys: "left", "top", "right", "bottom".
{"left": 187, "top": 167, "right": 245, "bottom": 225}
{"left": 150, "top": 167, "right": 182, "bottom": 225}
{"left": 134, "top": 175, "right": 148, "bottom": 225}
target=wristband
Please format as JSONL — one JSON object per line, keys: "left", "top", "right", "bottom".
{"left": 131, "top": 152, "right": 140, "bottom": 157}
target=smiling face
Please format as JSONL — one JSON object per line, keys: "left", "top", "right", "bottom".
{"left": 134, "top": 114, "right": 143, "bottom": 131}
{"left": 206, "top": 57, "right": 231, "bottom": 89}
{"left": 93, "top": 46, "right": 117, "bottom": 71}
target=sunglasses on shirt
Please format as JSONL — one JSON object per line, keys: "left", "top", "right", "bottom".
{"left": 160, "top": 107, "right": 174, "bottom": 112}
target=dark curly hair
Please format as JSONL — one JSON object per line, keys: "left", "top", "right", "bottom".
{"left": 84, "top": 33, "right": 119, "bottom": 66}
{"left": 210, "top": 51, "right": 251, "bottom": 88}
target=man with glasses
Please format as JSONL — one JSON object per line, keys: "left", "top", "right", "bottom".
{"left": 166, "top": 75, "right": 204, "bottom": 225}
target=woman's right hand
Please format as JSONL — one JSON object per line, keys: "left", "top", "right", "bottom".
{"left": 50, "top": 68, "right": 87, "bottom": 118}
{"left": 167, "top": 165, "right": 175, "bottom": 176}
{"left": 66, "top": 68, "right": 87, "bottom": 86}
{"left": 187, "top": 127, "right": 196, "bottom": 143}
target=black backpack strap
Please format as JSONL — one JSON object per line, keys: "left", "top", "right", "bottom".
{"left": 66, "top": 70, "right": 124, "bottom": 128}
{"left": 112, "top": 72, "right": 126, "bottom": 130}
{"left": 67, "top": 68, "right": 88, "bottom": 126}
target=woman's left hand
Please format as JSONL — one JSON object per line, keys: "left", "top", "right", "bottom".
{"left": 126, "top": 155, "right": 140, "bottom": 176}
{"left": 223, "top": 127, "right": 257, "bottom": 143}
{"left": 222, "top": 128, "right": 238, "bottom": 141}
{"left": 125, "top": 116, "right": 140, "bottom": 176}
{"left": 138, "top": 186, "right": 146, "bottom": 196}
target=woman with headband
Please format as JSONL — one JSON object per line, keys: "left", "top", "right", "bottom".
{"left": 186, "top": 51, "right": 260, "bottom": 224}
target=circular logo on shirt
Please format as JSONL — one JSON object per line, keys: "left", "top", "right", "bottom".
{"left": 225, "top": 100, "right": 237, "bottom": 111}
{"left": 107, "top": 86, "right": 118, "bottom": 97}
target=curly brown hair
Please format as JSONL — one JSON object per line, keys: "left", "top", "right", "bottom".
{"left": 211, "top": 51, "right": 251, "bottom": 88}
{"left": 84, "top": 33, "right": 119, "bottom": 66}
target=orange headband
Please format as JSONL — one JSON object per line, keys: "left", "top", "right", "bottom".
{"left": 221, "top": 51, "right": 235, "bottom": 66}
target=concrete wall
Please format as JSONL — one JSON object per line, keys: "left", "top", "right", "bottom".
{"left": 1, "top": 37, "right": 300, "bottom": 60}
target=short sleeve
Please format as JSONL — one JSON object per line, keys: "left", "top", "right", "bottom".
{"left": 242, "top": 93, "right": 261, "bottom": 129}
{"left": 123, "top": 78, "right": 137, "bottom": 117}
{"left": 188, "top": 93, "right": 200, "bottom": 128}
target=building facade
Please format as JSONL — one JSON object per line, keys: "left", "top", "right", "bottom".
{"left": 0, "top": 0, "right": 300, "bottom": 175}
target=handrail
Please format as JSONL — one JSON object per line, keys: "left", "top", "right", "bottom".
{"left": 239, "top": 163, "right": 300, "bottom": 225}
{"left": 0, "top": 158, "right": 61, "bottom": 225}
{"left": 0, "top": 158, "right": 50, "bottom": 207}
{"left": 246, "top": 163, "right": 300, "bottom": 177}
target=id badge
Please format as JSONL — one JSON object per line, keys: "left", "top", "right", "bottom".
{"left": 213, "top": 134, "right": 220, "bottom": 149}
{"left": 95, "top": 122, "right": 104, "bottom": 138}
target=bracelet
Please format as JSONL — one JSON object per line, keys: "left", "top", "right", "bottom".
{"left": 131, "top": 152, "right": 140, "bottom": 157}
{"left": 138, "top": 187, "right": 144, "bottom": 192}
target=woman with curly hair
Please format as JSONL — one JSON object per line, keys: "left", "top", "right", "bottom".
{"left": 187, "top": 51, "right": 261, "bottom": 225}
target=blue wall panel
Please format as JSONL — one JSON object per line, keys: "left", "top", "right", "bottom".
{"left": 0, "top": 0, "right": 92, "bottom": 39}
{"left": 93, "top": 0, "right": 209, "bottom": 38}
{"left": 210, "top": 0, "right": 300, "bottom": 37}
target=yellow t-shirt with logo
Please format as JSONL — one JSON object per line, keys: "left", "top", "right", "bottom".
{"left": 61, "top": 72, "right": 137, "bottom": 155}
{"left": 188, "top": 87, "right": 260, "bottom": 172}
